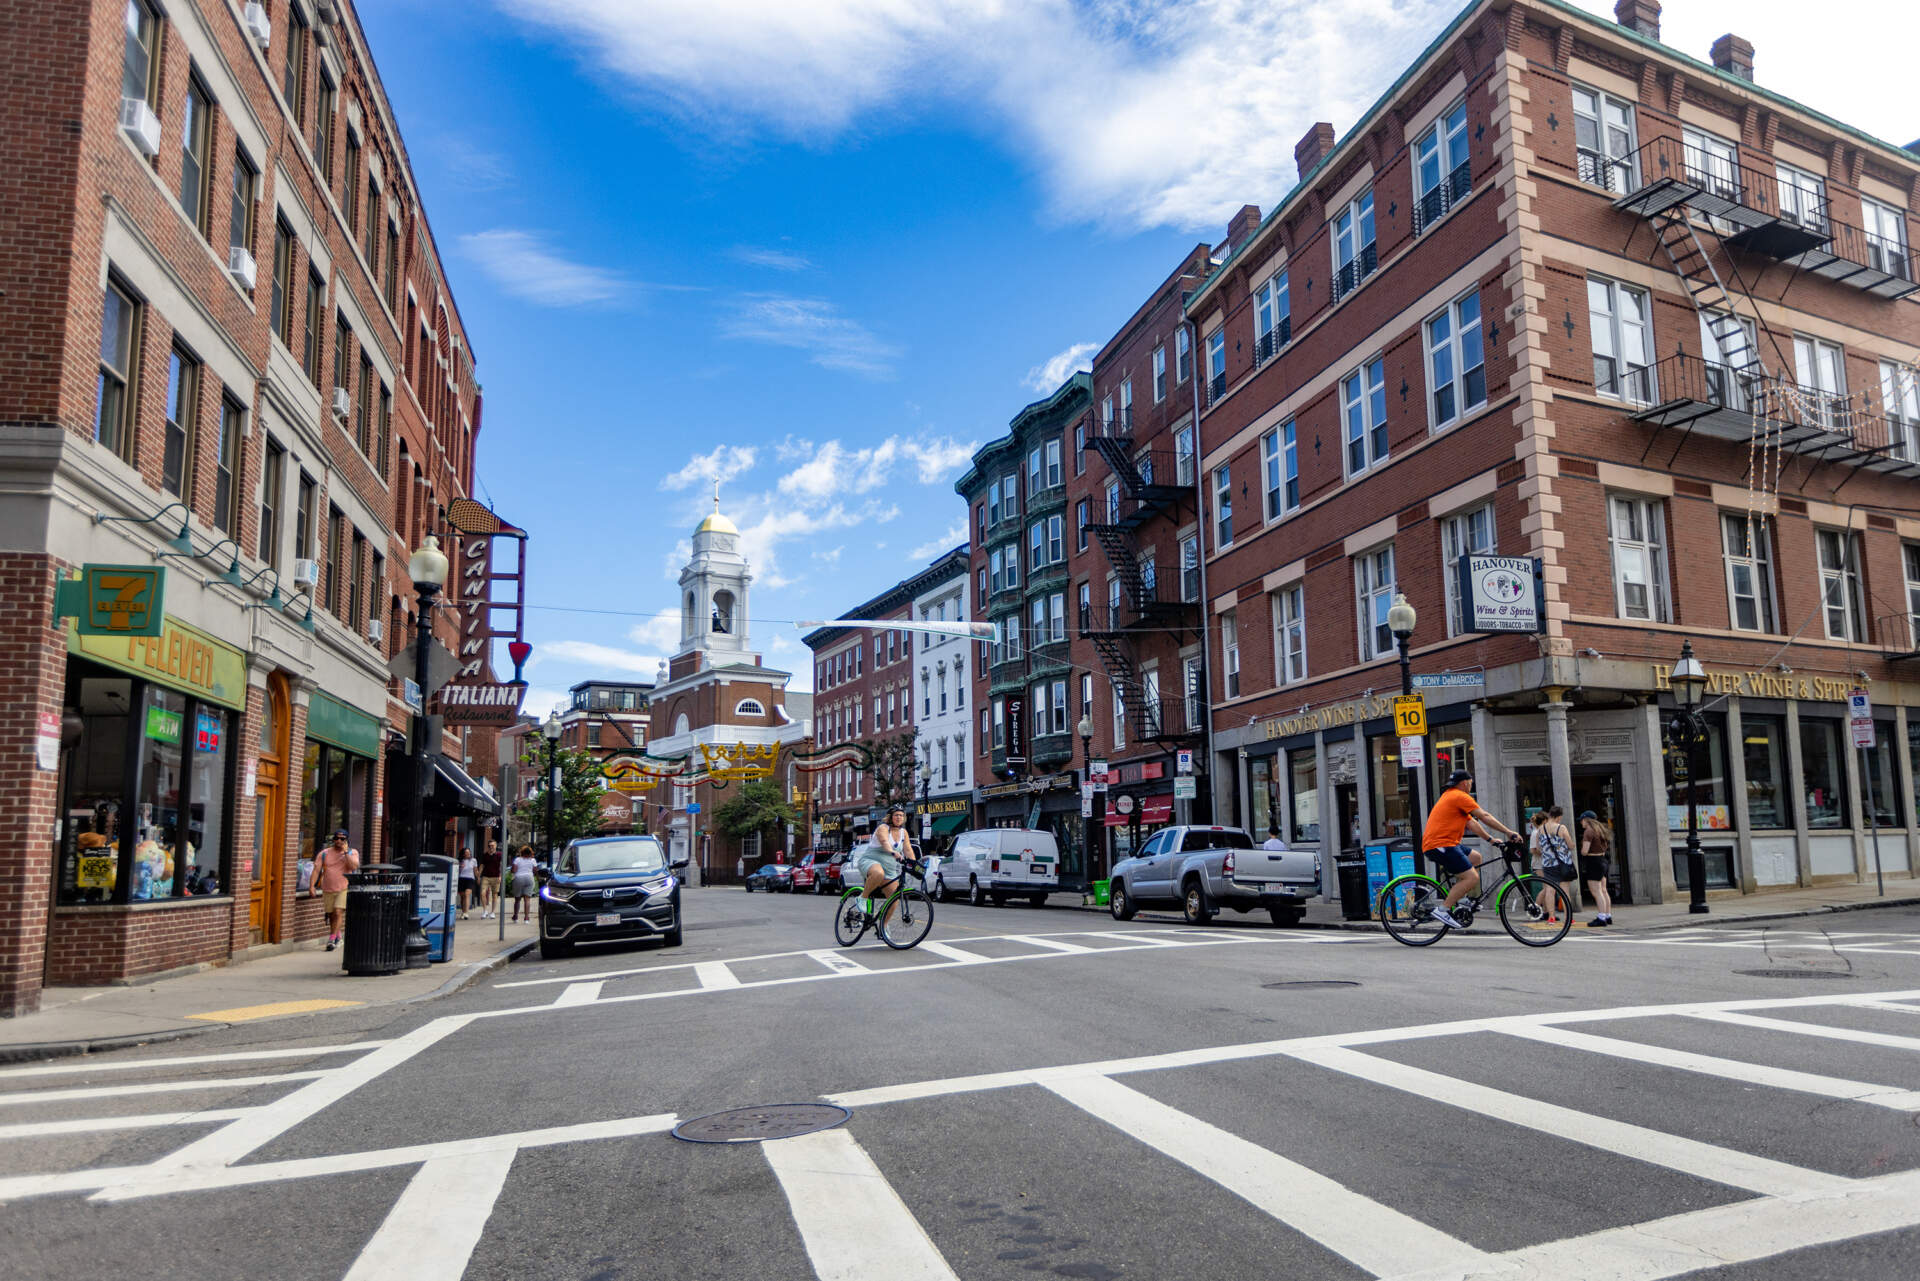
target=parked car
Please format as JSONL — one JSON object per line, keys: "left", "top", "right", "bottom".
{"left": 937, "top": 828, "right": 1059, "bottom": 906}
{"left": 538, "top": 835, "right": 687, "bottom": 959}
{"left": 816, "top": 852, "right": 851, "bottom": 895}
{"left": 1108, "top": 825, "right": 1319, "bottom": 926}
{"left": 743, "top": 862, "right": 793, "bottom": 892}
{"left": 791, "top": 850, "right": 840, "bottom": 893}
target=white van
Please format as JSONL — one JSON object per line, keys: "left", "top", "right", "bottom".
{"left": 934, "top": 828, "right": 1060, "bottom": 906}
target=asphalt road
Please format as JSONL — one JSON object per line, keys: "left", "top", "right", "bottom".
{"left": 7, "top": 889, "right": 1920, "bottom": 1280}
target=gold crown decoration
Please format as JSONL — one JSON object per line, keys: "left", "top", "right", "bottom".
{"left": 698, "top": 741, "right": 780, "bottom": 781}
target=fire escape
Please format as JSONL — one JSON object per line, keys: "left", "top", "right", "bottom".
{"left": 1602, "top": 136, "right": 1919, "bottom": 479}
{"left": 1081, "top": 411, "right": 1203, "bottom": 745}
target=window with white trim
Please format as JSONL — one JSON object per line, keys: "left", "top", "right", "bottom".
{"left": 1608, "top": 494, "right": 1670, "bottom": 622}
{"left": 1425, "top": 290, "right": 1486, "bottom": 430}
{"left": 1044, "top": 439, "right": 1062, "bottom": 488}
{"left": 1153, "top": 345, "right": 1167, "bottom": 402}
{"left": 1207, "top": 329, "right": 1226, "bottom": 398}
{"left": 1081, "top": 672, "right": 1093, "bottom": 720}
{"left": 1275, "top": 584, "right": 1306, "bottom": 684}
{"left": 1175, "top": 426, "right": 1195, "bottom": 487}
{"left": 1175, "top": 326, "right": 1192, "bottom": 383}
{"left": 1183, "top": 656, "right": 1204, "bottom": 730}
{"left": 1440, "top": 504, "right": 1495, "bottom": 636}
{"left": 1588, "top": 277, "right": 1654, "bottom": 403}
{"left": 1254, "top": 271, "right": 1289, "bottom": 360}
{"left": 1817, "top": 528, "right": 1865, "bottom": 642}
{"left": 735, "top": 698, "right": 766, "bottom": 717}
{"left": 1214, "top": 464, "right": 1233, "bottom": 548}
{"left": 1342, "top": 358, "right": 1388, "bottom": 476}
{"left": 993, "top": 699, "right": 1005, "bottom": 748}
{"left": 1332, "top": 190, "right": 1377, "bottom": 300}
{"left": 1221, "top": 608, "right": 1240, "bottom": 698}
{"left": 1572, "top": 84, "right": 1636, "bottom": 193}
{"left": 1047, "top": 514, "right": 1063, "bottom": 563}
{"left": 1905, "top": 544, "right": 1920, "bottom": 650}
{"left": 1078, "top": 582, "right": 1092, "bottom": 633}
{"left": 1105, "top": 479, "right": 1121, "bottom": 523}
{"left": 1862, "top": 197, "right": 1909, "bottom": 281}
{"left": 1180, "top": 535, "right": 1200, "bottom": 603}
{"left": 1720, "top": 512, "right": 1777, "bottom": 633}
{"left": 1775, "top": 162, "right": 1826, "bottom": 232}
{"left": 1028, "top": 447, "right": 1042, "bottom": 498}
{"left": 1794, "top": 334, "right": 1847, "bottom": 430}
{"left": 1355, "top": 546, "right": 1396, "bottom": 661}
{"left": 1049, "top": 591, "right": 1065, "bottom": 643}
{"left": 1073, "top": 423, "right": 1085, "bottom": 476}
{"left": 1111, "top": 680, "right": 1126, "bottom": 750}
{"left": 1120, "top": 379, "right": 1133, "bottom": 428}
{"left": 1414, "top": 100, "right": 1469, "bottom": 232}
{"left": 1076, "top": 498, "right": 1089, "bottom": 551}
{"left": 1880, "top": 360, "right": 1920, "bottom": 461}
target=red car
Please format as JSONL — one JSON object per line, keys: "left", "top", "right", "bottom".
{"left": 792, "top": 850, "right": 845, "bottom": 895}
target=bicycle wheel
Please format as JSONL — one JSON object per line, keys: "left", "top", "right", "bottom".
{"left": 1498, "top": 875, "right": 1573, "bottom": 947}
{"left": 833, "top": 889, "right": 871, "bottom": 948}
{"left": 879, "top": 888, "right": 934, "bottom": 950}
{"left": 1378, "top": 874, "right": 1451, "bottom": 947}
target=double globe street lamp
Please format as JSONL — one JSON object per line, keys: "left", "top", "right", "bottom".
{"left": 403, "top": 535, "right": 449, "bottom": 970}
{"left": 1387, "top": 593, "right": 1422, "bottom": 847}
{"left": 541, "top": 711, "right": 563, "bottom": 864}
{"left": 1667, "top": 639, "right": 1711, "bottom": 915}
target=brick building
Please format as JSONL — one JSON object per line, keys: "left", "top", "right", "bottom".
{"left": 804, "top": 583, "right": 918, "bottom": 848}
{"left": 557, "top": 679, "right": 652, "bottom": 832}
{"left": 1186, "top": 0, "right": 1920, "bottom": 906}
{"left": 0, "top": 0, "right": 492, "bottom": 1014}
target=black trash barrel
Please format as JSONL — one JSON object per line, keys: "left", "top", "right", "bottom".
{"left": 343, "top": 864, "right": 411, "bottom": 976}
{"left": 1336, "top": 850, "right": 1371, "bottom": 921}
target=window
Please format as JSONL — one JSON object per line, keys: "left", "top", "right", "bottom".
{"left": 385, "top": 223, "right": 402, "bottom": 312}
{"left": 1182, "top": 655, "right": 1203, "bottom": 730}
{"left": 355, "top": 354, "right": 374, "bottom": 455}
{"left": 1798, "top": 719, "right": 1845, "bottom": 828}
{"left": 1104, "top": 479, "right": 1120, "bottom": 524}
{"left": 1572, "top": 84, "right": 1636, "bottom": 192}
{"left": 303, "top": 270, "right": 325, "bottom": 384}
{"left": 96, "top": 278, "right": 139, "bottom": 458}
{"left": 1332, "top": 190, "right": 1377, "bottom": 301}
{"left": 1817, "top": 528, "right": 1865, "bottom": 641}
{"left": 1076, "top": 499, "right": 1089, "bottom": 551}
{"left": 1720, "top": 513, "right": 1777, "bottom": 632}
{"left": 1004, "top": 616, "right": 1021, "bottom": 660}
{"left": 365, "top": 178, "right": 381, "bottom": 265}
{"left": 1028, "top": 447, "right": 1042, "bottom": 497}
{"left": 1254, "top": 271, "right": 1290, "bottom": 360}
{"left": 333, "top": 313, "right": 352, "bottom": 408}
{"left": 1794, "top": 335, "right": 1847, "bottom": 429}
{"left": 294, "top": 472, "right": 315, "bottom": 561}
{"left": 122, "top": 1, "right": 159, "bottom": 110}
{"left": 162, "top": 347, "right": 198, "bottom": 498}
{"left": 1213, "top": 464, "right": 1233, "bottom": 548}
{"left": 1776, "top": 162, "right": 1826, "bottom": 232}
{"left": 1440, "top": 504, "right": 1495, "bottom": 635}
{"left": 1681, "top": 127, "right": 1739, "bottom": 204}
{"left": 1426, "top": 290, "right": 1486, "bottom": 429}
{"left": 1414, "top": 100, "right": 1470, "bottom": 231}
{"left": 1261, "top": 425, "right": 1299, "bottom": 520}
{"left": 314, "top": 76, "right": 336, "bottom": 178}
{"left": 1031, "top": 683, "right": 1048, "bottom": 738}
{"left": 1276, "top": 584, "right": 1306, "bottom": 684}
{"left": 887, "top": 691, "right": 897, "bottom": 727}
{"left": 1120, "top": 380, "right": 1133, "bottom": 430}
{"left": 1049, "top": 591, "right": 1066, "bottom": 643}
{"left": 348, "top": 530, "right": 365, "bottom": 629}
{"left": 1879, "top": 361, "right": 1919, "bottom": 461}
{"left": 1743, "top": 716, "right": 1790, "bottom": 829}
{"left": 1111, "top": 681, "right": 1126, "bottom": 750}
{"left": 1073, "top": 423, "right": 1086, "bottom": 476}
{"left": 977, "top": 566, "right": 987, "bottom": 601}
{"left": 1108, "top": 576, "right": 1122, "bottom": 623}
{"left": 1862, "top": 197, "right": 1909, "bottom": 281}
{"left": 324, "top": 506, "right": 344, "bottom": 614}
{"left": 180, "top": 77, "right": 213, "bottom": 237}
{"left": 378, "top": 383, "right": 393, "bottom": 477}
{"left": 1221, "top": 609, "right": 1240, "bottom": 698}
{"left": 1176, "top": 326, "right": 1192, "bottom": 383}
{"left": 1206, "top": 329, "right": 1226, "bottom": 400}
{"left": 1355, "top": 546, "right": 1396, "bottom": 661}
{"left": 1175, "top": 426, "right": 1195, "bottom": 487}
{"left": 1002, "top": 472, "right": 1018, "bottom": 519}
{"left": 1699, "top": 310, "right": 1758, "bottom": 409}
{"left": 271, "top": 221, "right": 294, "bottom": 342}
{"left": 1180, "top": 535, "right": 1200, "bottom": 602}
{"left": 1608, "top": 495, "right": 1669, "bottom": 622}
{"left": 1588, "top": 277, "right": 1654, "bottom": 403}
{"left": 229, "top": 150, "right": 257, "bottom": 266}
{"left": 283, "top": 5, "right": 308, "bottom": 123}
{"left": 1047, "top": 514, "right": 1063, "bottom": 563}
{"left": 1342, "top": 357, "right": 1388, "bottom": 475}
{"left": 1031, "top": 596, "right": 1046, "bottom": 645}
{"left": 993, "top": 700, "right": 1005, "bottom": 749}
{"left": 1045, "top": 439, "right": 1062, "bottom": 488}
{"left": 1907, "top": 544, "right": 1920, "bottom": 649}
{"left": 1153, "top": 346, "right": 1167, "bottom": 402}
{"left": 260, "top": 438, "right": 285, "bottom": 567}
{"left": 975, "top": 503, "right": 986, "bottom": 542}
{"left": 1100, "top": 395, "right": 1113, "bottom": 432}
{"left": 343, "top": 130, "right": 362, "bottom": 233}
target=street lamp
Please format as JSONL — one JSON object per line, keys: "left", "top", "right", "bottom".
{"left": 541, "top": 711, "right": 563, "bottom": 867}
{"left": 403, "top": 535, "right": 449, "bottom": 970}
{"left": 918, "top": 762, "right": 933, "bottom": 850}
{"left": 1387, "top": 593, "right": 1422, "bottom": 849}
{"left": 1078, "top": 715, "right": 1100, "bottom": 881}
{"left": 1668, "top": 639, "right": 1710, "bottom": 915}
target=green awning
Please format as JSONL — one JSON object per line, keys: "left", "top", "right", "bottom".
{"left": 930, "top": 812, "right": 970, "bottom": 837}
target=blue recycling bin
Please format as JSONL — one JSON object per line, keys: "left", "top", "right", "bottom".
{"left": 1364, "top": 840, "right": 1418, "bottom": 908}
{"left": 418, "top": 854, "right": 456, "bottom": 963}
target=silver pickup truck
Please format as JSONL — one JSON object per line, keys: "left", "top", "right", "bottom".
{"left": 1108, "top": 825, "right": 1320, "bottom": 927}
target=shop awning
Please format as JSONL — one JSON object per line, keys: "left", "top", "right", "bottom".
{"left": 929, "top": 812, "right": 970, "bottom": 837}
{"left": 1105, "top": 795, "right": 1174, "bottom": 827}
{"left": 432, "top": 757, "right": 497, "bottom": 817}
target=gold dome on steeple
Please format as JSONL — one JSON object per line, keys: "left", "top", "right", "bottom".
{"left": 696, "top": 483, "right": 738, "bottom": 536}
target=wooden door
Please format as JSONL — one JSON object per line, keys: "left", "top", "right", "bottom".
{"left": 249, "top": 674, "right": 290, "bottom": 945}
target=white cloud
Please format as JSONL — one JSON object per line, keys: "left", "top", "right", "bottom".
{"left": 1023, "top": 341, "right": 1098, "bottom": 393}
{"left": 626, "top": 612, "right": 683, "bottom": 651}
{"left": 430, "top": 137, "right": 513, "bottom": 191}
{"left": 458, "top": 229, "right": 628, "bottom": 306}
{"left": 721, "top": 294, "right": 901, "bottom": 377}
{"left": 542, "top": 639, "right": 668, "bottom": 675}
{"left": 519, "top": 685, "right": 572, "bottom": 720}
{"left": 776, "top": 435, "right": 977, "bottom": 501}
{"left": 660, "top": 444, "right": 759, "bottom": 491}
{"left": 910, "top": 520, "right": 967, "bottom": 560}
{"left": 731, "top": 245, "right": 813, "bottom": 271}
{"left": 493, "top": 0, "right": 1464, "bottom": 230}
{"left": 736, "top": 498, "right": 899, "bottom": 589}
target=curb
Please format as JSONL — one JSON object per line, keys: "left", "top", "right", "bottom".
{"left": 0, "top": 937, "right": 538, "bottom": 1066}
{"left": 1622, "top": 894, "right": 1920, "bottom": 934}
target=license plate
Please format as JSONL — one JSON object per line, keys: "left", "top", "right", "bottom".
{"left": 595, "top": 913, "right": 621, "bottom": 926}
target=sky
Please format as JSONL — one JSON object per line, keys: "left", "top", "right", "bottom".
{"left": 360, "top": 0, "right": 1920, "bottom": 719}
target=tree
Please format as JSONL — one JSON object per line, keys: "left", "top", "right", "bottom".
{"left": 713, "top": 777, "right": 797, "bottom": 840}
{"left": 867, "top": 731, "right": 923, "bottom": 812}
{"left": 513, "top": 743, "right": 605, "bottom": 853}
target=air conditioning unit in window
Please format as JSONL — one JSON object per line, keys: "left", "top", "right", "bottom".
{"left": 291, "top": 558, "right": 320, "bottom": 588}
{"left": 119, "top": 98, "right": 161, "bottom": 156}
{"left": 331, "top": 387, "right": 351, "bottom": 419}
{"left": 366, "top": 617, "right": 383, "bottom": 645}
{"left": 227, "top": 246, "right": 258, "bottom": 291}
{"left": 242, "top": 2, "right": 271, "bottom": 44}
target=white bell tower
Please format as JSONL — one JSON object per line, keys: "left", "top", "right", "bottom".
{"left": 676, "top": 486, "right": 752, "bottom": 662}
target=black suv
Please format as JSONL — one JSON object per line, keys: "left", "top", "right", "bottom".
{"left": 538, "top": 835, "right": 687, "bottom": 959}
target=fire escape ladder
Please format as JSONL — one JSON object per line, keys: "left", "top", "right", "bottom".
{"left": 1091, "top": 435, "right": 1145, "bottom": 495}
{"left": 1653, "top": 209, "right": 1769, "bottom": 384}
{"left": 1088, "top": 523, "right": 1147, "bottom": 608}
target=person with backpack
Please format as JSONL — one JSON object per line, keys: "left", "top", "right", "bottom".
{"left": 1530, "top": 808, "right": 1576, "bottom": 923}
{"left": 1578, "top": 809, "right": 1615, "bottom": 926}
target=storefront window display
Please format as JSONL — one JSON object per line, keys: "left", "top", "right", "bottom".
{"left": 1861, "top": 725, "right": 1902, "bottom": 828}
{"left": 1664, "top": 713, "right": 1730, "bottom": 831}
{"left": 1369, "top": 736, "right": 1414, "bottom": 839}
{"left": 1249, "top": 756, "right": 1279, "bottom": 843}
{"left": 1741, "top": 716, "right": 1790, "bottom": 829}
{"left": 1288, "top": 750, "right": 1319, "bottom": 843}
{"left": 1428, "top": 723, "right": 1474, "bottom": 788}
{"left": 1798, "top": 719, "right": 1847, "bottom": 829}
{"left": 301, "top": 741, "right": 374, "bottom": 860}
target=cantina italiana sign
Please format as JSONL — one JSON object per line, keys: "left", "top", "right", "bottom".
{"left": 434, "top": 500, "right": 532, "bottom": 726}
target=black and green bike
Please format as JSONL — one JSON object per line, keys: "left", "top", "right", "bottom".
{"left": 833, "top": 857, "right": 935, "bottom": 950}
{"left": 1377, "top": 837, "right": 1572, "bottom": 947}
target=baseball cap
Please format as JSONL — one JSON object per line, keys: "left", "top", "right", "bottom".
{"left": 1578, "top": 810, "right": 1598, "bottom": 822}
{"left": 1446, "top": 769, "right": 1473, "bottom": 785}
{"left": 332, "top": 828, "right": 349, "bottom": 838}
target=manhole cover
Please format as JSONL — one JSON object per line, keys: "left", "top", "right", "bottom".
{"left": 1734, "top": 969, "right": 1855, "bottom": 980}
{"left": 1262, "top": 980, "right": 1362, "bottom": 990}
{"left": 672, "top": 1104, "right": 849, "bottom": 1144}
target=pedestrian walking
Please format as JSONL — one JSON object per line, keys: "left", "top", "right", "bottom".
{"left": 509, "top": 845, "right": 539, "bottom": 922}
{"left": 479, "top": 840, "right": 501, "bottom": 919}
{"left": 1532, "top": 808, "right": 1576, "bottom": 923}
{"left": 457, "top": 850, "right": 479, "bottom": 919}
{"left": 309, "top": 829, "right": 360, "bottom": 951}
{"left": 1578, "top": 810, "right": 1616, "bottom": 926}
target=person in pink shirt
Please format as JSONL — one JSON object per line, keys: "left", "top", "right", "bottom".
{"left": 309, "top": 829, "right": 360, "bottom": 951}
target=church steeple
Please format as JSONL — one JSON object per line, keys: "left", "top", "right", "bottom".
{"left": 677, "top": 485, "right": 751, "bottom": 662}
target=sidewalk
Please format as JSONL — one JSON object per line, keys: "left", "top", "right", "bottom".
{"left": 0, "top": 914, "right": 538, "bottom": 1063}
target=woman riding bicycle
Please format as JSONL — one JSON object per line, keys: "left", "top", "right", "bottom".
{"left": 856, "top": 807, "right": 919, "bottom": 919}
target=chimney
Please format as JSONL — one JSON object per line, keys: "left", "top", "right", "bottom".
{"left": 1710, "top": 33, "right": 1754, "bottom": 82}
{"left": 1614, "top": 0, "right": 1660, "bottom": 40}
{"left": 1223, "top": 204, "right": 1263, "bottom": 253}
{"left": 1295, "top": 122, "right": 1336, "bottom": 182}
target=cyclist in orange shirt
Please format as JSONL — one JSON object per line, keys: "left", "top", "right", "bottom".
{"left": 1422, "top": 769, "right": 1520, "bottom": 929}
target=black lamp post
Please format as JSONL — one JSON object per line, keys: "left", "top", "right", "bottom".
{"left": 403, "top": 535, "right": 449, "bottom": 970}
{"left": 918, "top": 762, "right": 933, "bottom": 853}
{"left": 1078, "top": 715, "right": 1100, "bottom": 881}
{"left": 1387, "top": 593, "right": 1422, "bottom": 844}
{"left": 541, "top": 711, "right": 562, "bottom": 865}
{"left": 1668, "top": 639, "right": 1710, "bottom": 914}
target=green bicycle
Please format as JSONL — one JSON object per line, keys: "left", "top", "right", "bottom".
{"left": 1377, "top": 837, "right": 1572, "bottom": 947}
{"left": 833, "top": 857, "right": 935, "bottom": 950}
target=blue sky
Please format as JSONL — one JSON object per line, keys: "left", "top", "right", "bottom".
{"left": 360, "top": 0, "right": 1916, "bottom": 717}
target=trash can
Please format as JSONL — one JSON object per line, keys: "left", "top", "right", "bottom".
{"left": 1091, "top": 879, "right": 1110, "bottom": 907}
{"left": 418, "top": 854, "right": 456, "bottom": 963}
{"left": 343, "top": 864, "right": 411, "bottom": 976}
{"left": 1336, "top": 850, "right": 1371, "bottom": 921}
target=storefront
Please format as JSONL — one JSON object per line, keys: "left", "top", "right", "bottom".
{"left": 917, "top": 794, "right": 972, "bottom": 856}
{"left": 977, "top": 772, "right": 1087, "bottom": 879}
{"left": 303, "top": 693, "right": 383, "bottom": 863}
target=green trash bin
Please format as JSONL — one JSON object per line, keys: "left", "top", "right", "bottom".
{"left": 1092, "top": 879, "right": 1110, "bottom": 906}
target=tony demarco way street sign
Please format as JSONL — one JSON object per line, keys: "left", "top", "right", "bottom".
{"left": 435, "top": 499, "right": 531, "bottom": 726}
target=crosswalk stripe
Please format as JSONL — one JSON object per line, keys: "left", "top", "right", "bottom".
{"left": 0, "top": 1070, "right": 328, "bottom": 1107}
{"left": 1082, "top": 930, "right": 1181, "bottom": 946}
{"left": 0, "top": 1107, "right": 263, "bottom": 1141}
{"left": 343, "top": 1148, "right": 516, "bottom": 1281}
{"left": 0, "top": 1040, "right": 389, "bottom": 1082}
{"left": 1500, "top": 1024, "right": 1920, "bottom": 1110}
{"left": 1283, "top": 1044, "right": 1843, "bottom": 1197}
{"left": 694, "top": 963, "right": 742, "bottom": 990}
{"left": 762, "top": 1128, "right": 959, "bottom": 1281}
{"left": 553, "top": 981, "right": 604, "bottom": 1006}
{"left": 807, "top": 950, "right": 868, "bottom": 977}
{"left": 916, "top": 941, "right": 984, "bottom": 964}
{"left": 1047, "top": 1074, "right": 1489, "bottom": 1277}
{"left": 1855, "top": 999, "right": 1920, "bottom": 1015}
{"left": 1685, "top": 1008, "right": 1920, "bottom": 1051}
{"left": 1002, "top": 934, "right": 1095, "bottom": 954}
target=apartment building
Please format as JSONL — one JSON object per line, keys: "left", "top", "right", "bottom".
{"left": 803, "top": 583, "right": 917, "bottom": 847}
{"left": 555, "top": 680, "right": 652, "bottom": 832}
{"left": 908, "top": 549, "right": 972, "bottom": 849}
{"left": 0, "top": 0, "right": 491, "bottom": 1014}
{"left": 1186, "top": 0, "right": 1920, "bottom": 906}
